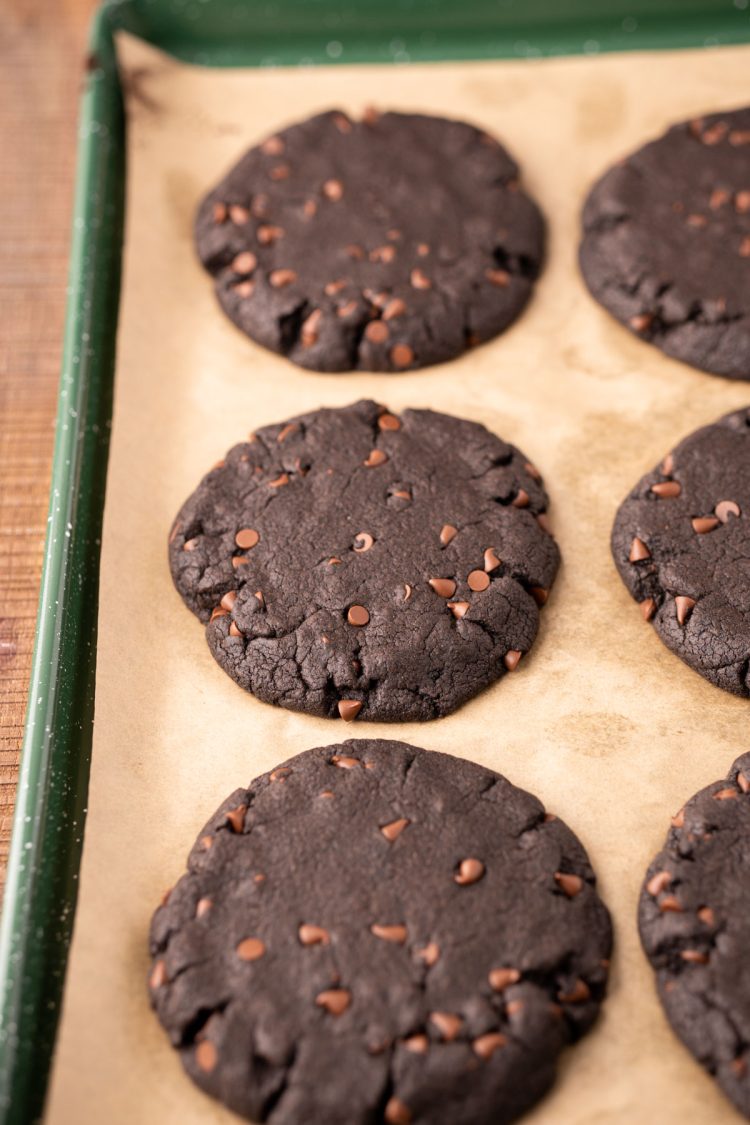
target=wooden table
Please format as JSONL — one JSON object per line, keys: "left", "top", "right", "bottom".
{"left": 0, "top": 0, "right": 97, "bottom": 891}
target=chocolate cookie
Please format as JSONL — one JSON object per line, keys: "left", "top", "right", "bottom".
{"left": 149, "top": 740, "right": 612, "bottom": 1125}
{"left": 580, "top": 107, "right": 750, "bottom": 379}
{"left": 169, "top": 400, "right": 560, "bottom": 722}
{"left": 639, "top": 752, "right": 750, "bottom": 1118}
{"left": 611, "top": 407, "right": 750, "bottom": 697}
{"left": 195, "top": 109, "right": 544, "bottom": 372}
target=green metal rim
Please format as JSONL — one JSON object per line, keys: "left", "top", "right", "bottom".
{"left": 0, "top": 1, "right": 748, "bottom": 1122}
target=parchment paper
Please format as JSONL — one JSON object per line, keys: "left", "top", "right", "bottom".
{"left": 46, "top": 34, "right": 750, "bottom": 1124}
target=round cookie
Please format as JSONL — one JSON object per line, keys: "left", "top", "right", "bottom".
{"left": 639, "top": 752, "right": 750, "bottom": 1118}
{"left": 580, "top": 106, "right": 750, "bottom": 379}
{"left": 611, "top": 406, "right": 750, "bottom": 697}
{"left": 169, "top": 400, "right": 560, "bottom": 722}
{"left": 195, "top": 109, "right": 545, "bottom": 372}
{"left": 149, "top": 740, "right": 612, "bottom": 1125}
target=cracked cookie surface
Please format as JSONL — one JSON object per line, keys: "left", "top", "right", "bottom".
{"left": 639, "top": 752, "right": 750, "bottom": 1118}
{"left": 168, "top": 400, "right": 560, "bottom": 722}
{"left": 580, "top": 106, "right": 750, "bottom": 379}
{"left": 195, "top": 109, "right": 545, "bottom": 372}
{"left": 611, "top": 407, "right": 750, "bottom": 697}
{"left": 149, "top": 740, "right": 612, "bottom": 1125}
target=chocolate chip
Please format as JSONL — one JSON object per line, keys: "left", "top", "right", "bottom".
{"left": 225, "top": 804, "right": 247, "bottom": 833}
{"left": 557, "top": 979, "right": 590, "bottom": 1004}
{"left": 236, "top": 937, "right": 266, "bottom": 961}
{"left": 715, "top": 499, "right": 741, "bottom": 522}
{"left": 641, "top": 597, "right": 656, "bottom": 622}
{"left": 210, "top": 606, "right": 228, "bottom": 623}
{"left": 504, "top": 650, "right": 522, "bottom": 671}
{"left": 512, "top": 488, "right": 530, "bottom": 508}
{"left": 473, "top": 1032, "right": 507, "bottom": 1059}
{"left": 417, "top": 941, "right": 440, "bottom": 967}
{"left": 370, "top": 923, "right": 407, "bottom": 943}
{"left": 316, "top": 989, "right": 351, "bottom": 1016}
{"left": 675, "top": 595, "right": 696, "bottom": 625}
{"left": 646, "top": 871, "right": 672, "bottom": 896}
{"left": 195, "top": 1040, "right": 218, "bottom": 1073}
{"left": 629, "top": 312, "right": 653, "bottom": 333}
{"left": 299, "top": 924, "right": 330, "bottom": 946}
{"left": 365, "top": 321, "right": 389, "bottom": 343}
{"left": 440, "top": 524, "right": 458, "bottom": 546}
{"left": 485, "top": 268, "right": 510, "bottom": 287}
{"left": 346, "top": 244, "right": 365, "bottom": 260}
{"left": 383, "top": 298, "right": 407, "bottom": 320}
{"left": 196, "top": 897, "right": 212, "bottom": 918}
{"left": 301, "top": 309, "right": 322, "bottom": 347}
{"left": 430, "top": 1011, "right": 462, "bottom": 1041}
{"left": 257, "top": 224, "right": 284, "bottom": 244}
{"left": 380, "top": 818, "right": 409, "bottom": 841}
{"left": 629, "top": 537, "right": 651, "bottom": 562}
{"left": 149, "top": 960, "right": 168, "bottom": 989}
{"left": 448, "top": 602, "right": 469, "bottom": 619}
{"left": 554, "top": 872, "right": 583, "bottom": 897}
{"left": 262, "top": 136, "right": 285, "bottom": 155}
{"left": 370, "top": 245, "right": 396, "bottom": 263}
{"left": 353, "top": 532, "right": 374, "bottom": 552}
{"left": 232, "top": 251, "right": 257, "bottom": 274}
{"left": 659, "top": 895, "right": 683, "bottom": 913}
{"left": 213, "top": 202, "right": 228, "bottom": 223}
{"left": 484, "top": 548, "right": 501, "bottom": 572}
{"left": 488, "top": 967, "right": 521, "bottom": 991}
{"left": 183, "top": 537, "right": 199, "bottom": 552}
{"left": 698, "top": 906, "right": 715, "bottom": 926}
{"left": 270, "top": 766, "right": 291, "bottom": 782}
{"left": 229, "top": 204, "right": 250, "bottom": 224}
{"left": 337, "top": 700, "right": 362, "bottom": 722}
{"left": 337, "top": 300, "right": 358, "bottom": 318}
{"left": 347, "top": 605, "right": 370, "bottom": 627}
{"left": 390, "top": 343, "right": 414, "bottom": 368}
{"left": 331, "top": 755, "right": 361, "bottom": 769}
{"left": 323, "top": 179, "right": 343, "bottom": 201}
{"left": 269, "top": 472, "right": 290, "bottom": 488}
{"left": 325, "top": 279, "right": 347, "bottom": 296}
{"left": 384, "top": 1097, "right": 412, "bottom": 1125}
{"left": 233, "top": 280, "right": 254, "bottom": 298}
{"left": 363, "top": 449, "right": 387, "bottom": 468}
{"left": 428, "top": 577, "right": 456, "bottom": 598}
{"left": 681, "top": 949, "right": 709, "bottom": 964}
{"left": 220, "top": 590, "right": 237, "bottom": 612}
{"left": 651, "top": 480, "right": 682, "bottom": 498}
{"left": 377, "top": 411, "right": 401, "bottom": 431}
{"left": 713, "top": 787, "right": 738, "bottom": 801}
{"left": 235, "top": 528, "right": 259, "bottom": 549}
{"left": 410, "top": 268, "right": 432, "bottom": 290}
{"left": 269, "top": 163, "right": 290, "bottom": 181}
{"left": 468, "top": 569, "right": 490, "bottom": 592}
{"left": 269, "top": 268, "right": 297, "bottom": 288}
{"left": 403, "top": 1034, "right": 429, "bottom": 1054}
{"left": 531, "top": 587, "right": 548, "bottom": 606}
{"left": 454, "top": 858, "right": 485, "bottom": 885}
{"left": 692, "top": 516, "right": 719, "bottom": 534}
{"left": 710, "top": 188, "right": 731, "bottom": 210}
{"left": 737, "top": 191, "right": 750, "bottom": 214}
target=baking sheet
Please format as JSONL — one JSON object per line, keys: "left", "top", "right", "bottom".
{"left": 46, "top": 33, "right": 750, "bottom": 1124}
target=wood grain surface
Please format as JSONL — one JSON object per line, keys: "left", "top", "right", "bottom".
{"left": 0, "top": 0, "right": 97, "bottom": 892}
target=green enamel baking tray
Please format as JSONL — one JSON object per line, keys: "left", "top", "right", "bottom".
{"left": 1, "top": 1, "right": 749, "bottom": 1121}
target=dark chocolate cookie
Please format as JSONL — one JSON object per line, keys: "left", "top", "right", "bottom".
{"left": 169, "top": 400, "right": 560, "bottom": 722}
{"left": 639, "top": 752, "right": 750, "bottom": 1118}
{"left": 580, "top": 107, "right": 750, "bottom": 379}
{"left": 149, "top": 740, "right": 612, "bottom": 1125}
{"left": 195, "top": 109, "right": 544, "bottom": 372}
{"left": 611, "top": 406, "right": 750, "bottom": 697}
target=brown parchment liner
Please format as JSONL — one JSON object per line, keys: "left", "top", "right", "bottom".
{"left": 46, "top": 33, "right": 750, "bottom": 1124}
